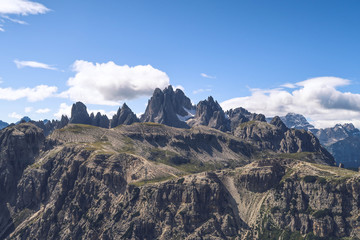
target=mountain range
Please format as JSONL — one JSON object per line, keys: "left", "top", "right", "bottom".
{"left": 2, "top": 85, "right": 360, "bottom": 239}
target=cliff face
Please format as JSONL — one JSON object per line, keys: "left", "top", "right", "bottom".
{"left": 233, "top": 118, "right": 334, "bottom": 166}
{"left": 0, "top": 123, "right": 356, "bottom": 240}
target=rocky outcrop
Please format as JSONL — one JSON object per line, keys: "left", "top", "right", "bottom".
{"left": 69, "top": 102, "right": 91, "bottom": 125}
{"left": 188, "top": 96, "right": 230, "bottom": 132}
{"left": 29, "top": 115, "right": 69, "bottom": 136}
{"left": 111, "top": 103, "right": 139, "bottom": 128}
{"left": 90, "top": 112, "right": 109, "bottom": 128}
{"left": 226, "top": 107, "right": 266, "bottom": 131}
{"left": 234, "top": 118, "right": 335, "bottom": 165}
{"left": 140, "top": 86, "right": 194, "bottom": 128}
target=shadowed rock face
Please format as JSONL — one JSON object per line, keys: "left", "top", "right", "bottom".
{"left": 140, "top": 86, "right": 194, "bottom": 128}
{"left": 188, "top": 96, "right": 230, "bottom": 132}
{"left": 69, "top": 102, "right": 91, "bottom": 125}
{"left": 111, "top": 103, "right": 139, "bottom": 128}
{"left": 90, "top": 112, "right": 110, "bottom": 128}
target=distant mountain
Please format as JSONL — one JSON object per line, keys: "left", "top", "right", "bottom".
{"left": 281, "top": 113, "right": 315, "bottom": 130}
{"left": 327, "top": 135, "right": 360, "bottom": 168}
{"left": 312, "top": 123, "right": 360, "bottom": 146}
{"left": 268, "top": 113, "right": 360, "bottom": 167}
{"left": 0, "top": 120, "right": 9, "bottom": 130}
{"left": 16, "top": 116, "right": 31, "bottom": 124}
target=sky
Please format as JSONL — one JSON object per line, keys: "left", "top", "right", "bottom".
{"left": 1, "top": 0, "right": 360, "bottom": 128}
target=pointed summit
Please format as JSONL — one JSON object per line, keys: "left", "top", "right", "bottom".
{"left": 188, "top": 96, "right": 230, "bottom": 132}
{"left": 140, "top": 85, "right": 194, "bottom": 128}
{"left": 90, "top": 112, "right": 110, "bottom": 128}
{"left": 110, "top": 103, "right": 139, "bottom": 128}
{"left": 270, "top": 116, "right": 288, "bottom": 132}
{"left": 226, "top": 107, "right": 266, "bottom": 131}
{"left": 69, "top": 102, "right": 91, "bottom": 125}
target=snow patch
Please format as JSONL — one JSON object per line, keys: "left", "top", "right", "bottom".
{"left": 177, "top": 107, "right": 196, "bottom": 122}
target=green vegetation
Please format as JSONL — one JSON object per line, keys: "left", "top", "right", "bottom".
{"left": 130, "top": 175, "right": 175, "bottom": 187}
{"left": 276, "top": 152, "right": 315, "bottom": 162}
{"left": 281, "top": 168, "right": 294, "bottom": 182}
{"left": 142, "top": 122, "right": 163, "bottom": 126}
{"left": 117, "top": 136, "right": 135, "bottom": 153}
{"left": 259, "top": 212, "right": 303, "bottom": 240}
{"left": 311, "top": 163, "right": 358, "bottom": 183}
{"left": 58, "top": 124, "right": 97, "bottom": 133}
{"left": 148, "top": 148, "right": 216, "bottom": 173}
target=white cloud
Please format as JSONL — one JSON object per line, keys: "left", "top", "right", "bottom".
{"left": 25, "top": 107, "right": 33, "bottom": 113}
{"left": 221, "top": 77, "right": 360, "bottom": 129}
{"left": 60, "top": 60, "right": 170, "bottom": 105}
{"left": 2, "top": 15, "right": 27, "bottom": 24}
{"left": 174, "top": 85, "right": 185, "bottom": 91}
{"left": 281, "top": 83, "right": 297, "bottom": 89}
{"left": 0, "top": 85, "right": 57, "bottom": 101}
{"left": 201, "top": 73, "right": 216, "bottom": 79}
{"left": 0, "top": 0, "right": 49, "bottom": 15}
{"left": 8, "top": 112, "right": 22, "bottom": 119}
{"left": 0, "top": 0, "right": 49, "bottom": 30}
{"left": 35, "top": 108, "right": 50, "bottom": 114}
{"left": 14, "top": 60, "right": 57, "bottom": 70}
{"left": 193, "top": 88, "right": 212, "bottom": 94}
{"left": 54, "top": 103, "right": 71, "bottom": 119}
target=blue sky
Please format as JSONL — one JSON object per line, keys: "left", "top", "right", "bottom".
{"left": 1, "top": 0, "right": 360, "bottom": 128}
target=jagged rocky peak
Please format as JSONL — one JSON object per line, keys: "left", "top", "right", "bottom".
{"left": 270, "top": 116, "right": 288, "bottom": 132}
{"left": 90, "top": 112, "right": 109, "bottom": 128}
{"left": 314, "top": 122, "right": 360, "bottom": 146}
{"left": 69, "top": 101, "right": 91, "bottom": 125}
{"left": 111, "top": 103, "right": 139, "bottom": 128}
{"left": 226, "top": 107, "right": 266, "bottom": 131}
{"left": 140, "top": 85, "right": 194, "bottom": 128}
{"left": 188, "top": 96, "right": 230, "bottom": 132}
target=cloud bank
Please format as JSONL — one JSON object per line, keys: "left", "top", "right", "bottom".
{"left": 61, "top": 60, "right": 170, "bottom": 105}
{"left": 0, "top": 85, "right": 57, "bottom": 102}
{"left": 221, "top": 77, "right": 360, "bottom": 128}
